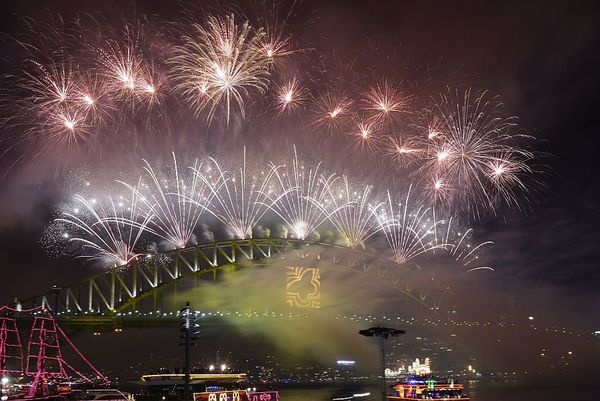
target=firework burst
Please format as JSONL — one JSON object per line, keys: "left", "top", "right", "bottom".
{"left": 363, "top": 80, "right": 411, "bottom": 124}
{"left": 170, "top": 14, "right": 271, "bottom": 125}
{"left": 383, "top": 134, "right": 423, "bottom": 168}
{"left": 418, "top": 90, "right": 535, "bottom": 217}
{"left": 311, "top": 91, "right": 354, "bottom": 133}
{"left": 274, "top": 77, "right": 308, "bottom": 115}
{"left": 348, "top": 119, "right": 384, "bottom": 153}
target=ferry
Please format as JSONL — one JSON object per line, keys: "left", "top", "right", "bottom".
{"left": 138, "top": 373, "right": 278, "bottom": 401}
{"left": 387, "top": 376, "right": 469, "bottom": 400}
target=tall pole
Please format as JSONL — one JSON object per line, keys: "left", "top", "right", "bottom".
{"left": 181, "top": 302, "right": 191, "bottom": 401}
{"left": 379, "top": 335, "right": 387, "bottom": 401}
{"left": 184, "top": 327, "right": 190, "bottom": 401}
{"left": 359, "top": 327, "right": 405, "bottom": 401}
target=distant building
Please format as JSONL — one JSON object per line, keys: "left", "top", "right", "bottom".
{"left": 386, "top": 357, "right": 431, "bottom": 378}
{"left": 409, "top": 357, "right": 431, "bottom": 376}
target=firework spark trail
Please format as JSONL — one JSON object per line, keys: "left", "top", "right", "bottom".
{"left": 119, "top": 153, "right": 211, "bottom": 250}
{"left": 198, "top": 148, "right": 281, "bottom": 238}
{"left": 324, "top": 175, "right": 383, "bottom": 249}
{"left": 375, "top": 187, "right": 446, "bottom": 264}
{"left": 54, "top": 189, "right": 151, "bottom": 267}
{"left": 170, "top": 14, "right": 271, "bottom": 125}
{"left": 267, "top": 146, "right": 339, "bottom": 240}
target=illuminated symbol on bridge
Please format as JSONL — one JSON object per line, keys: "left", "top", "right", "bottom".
{"left": 286, "top": 267, "right": 320, "bottom": 309}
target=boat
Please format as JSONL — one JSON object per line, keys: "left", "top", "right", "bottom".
{"left": 387, "top": 376, "right": 469, "bottom": 400}
{"left": 66, "top": 388, "right": 134, "bottom": 401}
{"left": 0, "top": 306, "right": 112, "bottom": 401}
{"left": 138, "top": 372, "right": 279, "bottom": 401}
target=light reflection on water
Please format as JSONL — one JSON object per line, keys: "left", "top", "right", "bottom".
{"left": 279, "top": 383, "right": 600, "bottom": 401}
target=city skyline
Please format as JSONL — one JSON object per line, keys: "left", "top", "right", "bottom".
{"left": 0, "top": 0, "right": 599, "bottom": 392}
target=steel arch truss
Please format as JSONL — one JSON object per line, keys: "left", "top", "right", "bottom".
{"left": 20, "top": 238, "right": 448, "bottom": 319}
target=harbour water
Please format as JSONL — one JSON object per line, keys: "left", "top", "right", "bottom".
{"left": 279, "top": 383, "right": 600, "bottom": 401}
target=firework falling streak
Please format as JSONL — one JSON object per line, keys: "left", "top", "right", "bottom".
{"left": 267, "top": 147, "right": 340, "bottom": 240}
{"left": 375, "top": 188, "right": 446, "bottom": 265}
{"left": 435, "top": 215, "right": 494, "bottom": 272}
{"left": 198, "top": 149, "right": 281, "bottom": 239}
{"left": 55, "top": 190, "right": 151, "bottom": 267}
{"left": 170, "top": 14, "right": 271, "bottom": 125}
{"left": 324, "top": 175, "right": 383, "bottom": 249}
{"left": 119, "top": 153, "right": 212, "bottom": 250}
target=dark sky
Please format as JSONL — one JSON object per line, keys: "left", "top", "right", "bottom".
{"left": 0, "top": 0, "right": 599, "bottom": 379}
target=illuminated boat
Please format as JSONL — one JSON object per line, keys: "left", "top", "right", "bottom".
{"left": 387, "top": 376, "right": 469, "bottom": 400}
{"left": 0, "top": 306, "right": 111, "bottom": 401}
{"left": 139, "top": 373, "right": 279, "bottom": 401}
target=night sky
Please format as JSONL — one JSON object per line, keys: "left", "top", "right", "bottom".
{"left": 1, "top": 0, "right": 599, "bottom": 380}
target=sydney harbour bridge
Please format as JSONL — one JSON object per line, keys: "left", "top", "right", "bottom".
{"left": 14, "top": 238, "right": 448, "bottom": 329}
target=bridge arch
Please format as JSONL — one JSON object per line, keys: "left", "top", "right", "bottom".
{"left": 20, "top": 238, "right": 449, "bottom": 326}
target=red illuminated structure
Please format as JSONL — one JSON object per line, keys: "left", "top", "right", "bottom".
{"left": 0, "top": 305, "right": 108, "bottom": 399}
{"left": 0, "top": 314, "right": 24, "bottom": 374}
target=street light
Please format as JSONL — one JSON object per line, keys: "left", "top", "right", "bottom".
{"left": 359, "top": 327, "right": 406, "bottom": 401}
